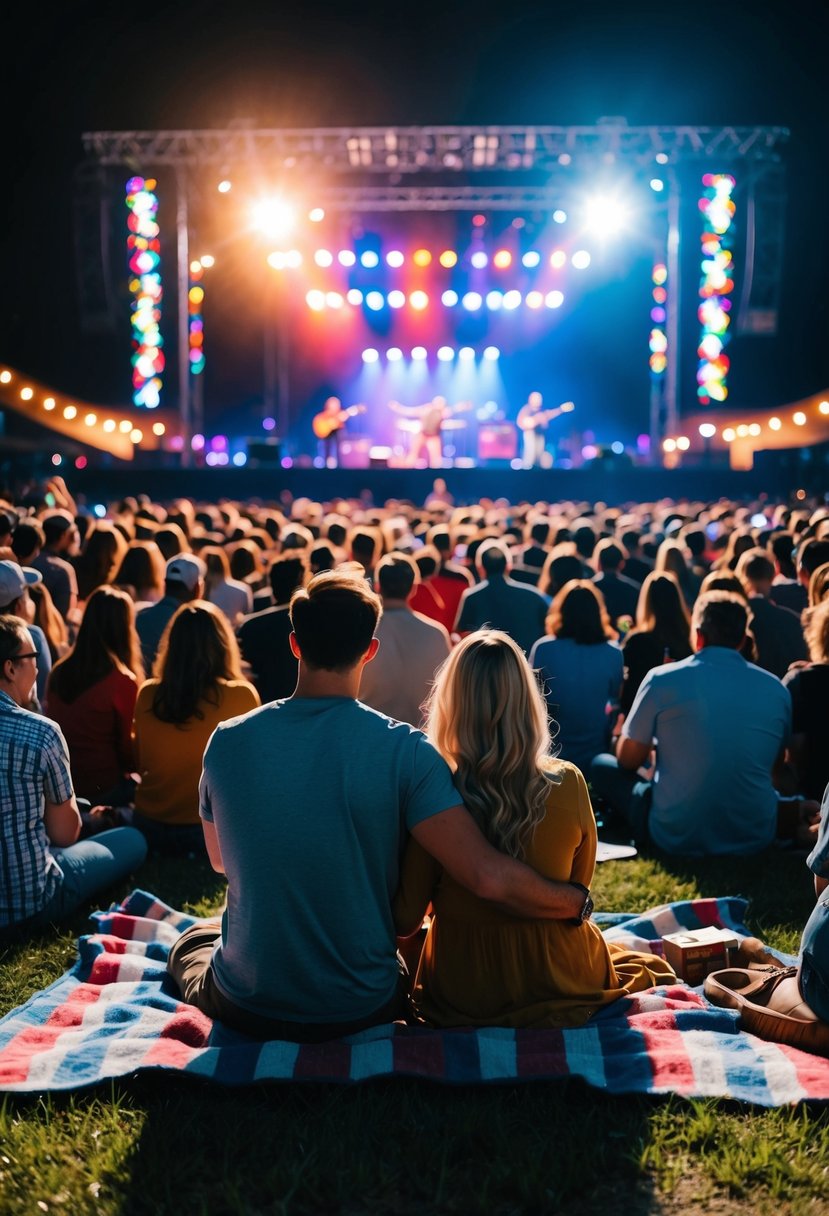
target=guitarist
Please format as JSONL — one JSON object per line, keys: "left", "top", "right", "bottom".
{"left": 313, "top": 397, "right": 353, "bottom": 468}
{"left": 388, "top": 396, "right": 470, "bottom": 468}
{"left": 516, "top": 393, "right": 574, "bottom": 468}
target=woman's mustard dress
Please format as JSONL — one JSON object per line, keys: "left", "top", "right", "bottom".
{"left": 394, "top": 762, "right": 675, "bottom": 1028}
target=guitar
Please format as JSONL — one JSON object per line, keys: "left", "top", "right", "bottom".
{"left": 312, "top": 404, "right": 366, "bottom": 439}
{"left": 517, "top": 400, "right": 575, "bottom": 431}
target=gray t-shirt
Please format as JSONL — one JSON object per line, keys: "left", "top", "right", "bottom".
{"left": 200, "top": 696, "right": 460, "bottom": 1023}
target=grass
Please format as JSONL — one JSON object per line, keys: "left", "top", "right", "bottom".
{"left": 1, "top": 845, "right": 827, "bottom": 1215}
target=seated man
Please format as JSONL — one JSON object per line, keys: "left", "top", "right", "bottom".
{"left": 455, "top": 539, "right": 549, "bottom": 654}
{"left": 168, "top": 569, "right": 584, "bottom": 1041}
{"left": 136, "top": 553, "right": 206, "bottom": 671}
{"left": 591, "top": 591, "right": 816, "bottom": 856}
{"left": 0, "top": 615, "right": 147, "bottom": 932}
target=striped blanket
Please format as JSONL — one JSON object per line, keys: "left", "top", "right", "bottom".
{"left": 1, "top": 890, "right": 827, "bottom": 1104}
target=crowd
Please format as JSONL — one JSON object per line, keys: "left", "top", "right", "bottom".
{"left": 1, "top": 476, "right": 828, "bottom": 1053}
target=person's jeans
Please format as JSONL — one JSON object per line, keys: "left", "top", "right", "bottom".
{"left": 590, "top": 753, "right": 653, "bottom": 843}
{"left": 800, "top": 890, "right": 829, "bottom": 1022}
{"left": 34, "top": 828, "right": 148, "bottom": 925}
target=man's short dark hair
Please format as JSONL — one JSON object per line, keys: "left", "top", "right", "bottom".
{"left": 11, "top": 521, "right": 44, "bottom": 562}
{"left": 0, "top": 615, "right": 29, "bottom": 666}
{"left": 348, "top": 527, "right": 381, "bottom": 570}
{"left": 290, "top": 569, "right": 381, "bottom": 671}
{"left": 797, "top": 538, "right": 829, "bottom": 579}
{"left": 736, "top": 548, "right": 775, "bottom": 588}
{"left": 376, "top": 552, "right": 418, "bottom": 600}
{"left": 692, "top": 591, "right": 749, "bottom": 650}
{"left": 269, "top": 552, "right": 308, "bottom": 605}
{"left": 594, "top": 538, "right": 626, "bottom": 572}
{"left": 477, "top": 539, "right": 510, "bottom": 577}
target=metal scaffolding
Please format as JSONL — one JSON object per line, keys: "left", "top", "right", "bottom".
{"left": 78, "top": 121, "right": 790, "bottom": 462}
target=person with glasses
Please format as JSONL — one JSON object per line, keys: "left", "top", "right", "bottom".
{"left": 0, "top": 615, "right": 146, "bottom": 934}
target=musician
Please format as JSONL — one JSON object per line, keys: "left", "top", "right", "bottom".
{"left": 315, "top": 397, "right": 346, "bottom": 467}
{"left": 388, "top": 397, "right": 468, "bottom": 468}
{"left": 516, "top": 391, "right": 548, "bottom": 468}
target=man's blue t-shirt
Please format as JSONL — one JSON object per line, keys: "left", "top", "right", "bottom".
{"left": 200, "top": 696, "right": 460, "bottom": 1023}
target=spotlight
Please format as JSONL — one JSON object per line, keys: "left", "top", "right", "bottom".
{"left": 545, "top": 291, "right": 564, "bottom": 309}
{"left": 483, "top": 346, "right": 500, "bottom": 360}
{"left": 233, "top": 452, "right": 248, "bottom": 466}
{"left": 486, "top": 290, "right": 503, "bottom": 310}
{"left": 441, "top": 290, "right": 459, "bottom": 307}
{"left": 84, "top": 413, "right": 97, "bottom": 426}
{"left": 411, "top": 346, "right": 428, "bottom": 360}
{"left": 526, "top": 291, "right": 543, "bottom": 309}
{"left": 386, "top": 250, "right": 404, "bottom": 268}
{"left": 362, "top": 348, "right": 380, "bottom": 363}
{"left": 550, "top": 250, "right": 566, "bottom": 268}
{"left": 267, "top": 252, "right": 286, "bottom": 270}
{"left": 663, "top": 438, "right": 677, "bottom": 453}
{"left": 611, "top": 441, "right": 625, "bottom": 455}
{"left": 493, "top": 250, "right": 512, "bottom": 269}
{"left": 252, "top": 198, "right": 295, "bottom": 239}
{"left": 409, "top": 290, "right": 429, "bottom": 311}
{"left": 152, "top": 422, "right": 166, "bottom": 436}
{"left": 522, "top": 251, "right": 541, "bottom": 268}
{"left": 119, "top": 419, "right": 133, "bottom": 433}
{"left": 306, "top": 290, "right": 326, "bottom": 311}
{"left": 571, "top": 251, "right": 591, "bottom": 269}
{"left": 552, "top": 209, "right": 567, "bottom": 223}
{"left": 387, "top": 347, "right": 403, "bottom": 362}
{"left": 360, "top": 250, "right": 380, "bottom": 268}
{"left": 676, "top": 435, "right": 691, "bottom": 451}
{"left": 0, "top": 370, "right": 11, "bottom": 382}
{"left": 325, "top": 292, "right": 344, "bottom": 309}
{"left": 284, "top": 250, "right": 302, "bottom": 268}
{"left": 458, "top": 346, "right": 475, "bottom": 360}
{"left": 698, "top": 423, "right": 717, "bottom": 438}
{"left": 130, "top": 428, "right": 143, "bottom": 444}
{"left": 793, "top": 411, "right": 807, "bottom": 425}
{"left": 314, "top": 249, "right": 333, "bottom": 267}
{"left": 439, "top": 250, "right": 457, "bottom": 268}
{"left": 650, "top": 179, "right": 665, "bottom": 192}
{"left": 437, "top": 346, "right": 455, "bottom": 362}
{"left": 470, "top": 251, "right": 488, "bottom": 269}
{"left": 748, "top": 423, "right": 761, "bottom": 437}
{"left": 387, "top": 290, "right": 406, "bottom": 309}
{"left": 309, "top": 208, "right": 325, "bottom": 222}
{"left": 462, "top": 291, "right": 482, "bottom": 310}
{"left": 365, "top": 291, "right": 385, "bottom": 311}
{"left": 768, "top": 417, "right": 782, "bottom": 430}
{"left": 502, "top": 290, "right": 521, "bottom": 310}
{"left": 217, "top": 180, "right": 232, "bottom": 193}
{"left": 413, "top": 249, "right": 432, "bottom": 267}
{"left": 584, "top": 195, "right": 628, "bottom": 236}
{"left": 346, "top": 289, "right": 363, "bottom": 305}
{"left": 338, "top": 250, "right": 356, "bottom": 267}
{"left": 200, "top": 254, "right": 215, "bottom": 268}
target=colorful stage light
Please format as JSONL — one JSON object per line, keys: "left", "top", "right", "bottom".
{"left": 437, "top": 346, "right": 455, "bottom": 361}
{"left": 309, "top": 208, "right": 325, "bottom": 222}
{"left": 252, "top": 198, "right": 295, "bottom": 239}
{"left": 441, "top": 290, "right": 459, "bottom": 307}
{"left": 233, "top": 452, "right": 248, "bottom": 466}
{"left": 821, "top": 401, "right": 829, "bottom": 415}
{"left": 411, "top": 346, "right": 428, "bottom": 360}
{"left": 522, "top": 251, "right": 541, "bottom": 268}
{"left": 365, "top": 291, "right": 385, "bottom": 311}
{"left": 462, "top": 291, "right": 483, "bottom": 310}
{"left": 43, "top": 398, "right": 56, "bottom": 411}
{"left": 545, "top": 291, "right": 564, "bottom": 309}
{"left": 362, "top": 348, "right": 379, "bottom": 363}
{"left": 325, "top": 292, "right": 344, "bottom": 309}
{"left": 699, "top": 423, "right": 717, "bottom": 438}
{"left": 458, "top": 346, "right": 475, "bottom": 360}
{"left": 502, "top": 290, "right": 522, "bottom": 310}
{"left": 387, "top": 290, "right": 406, "bottom": 309}
{"left": 387, "top": 347, "right": 403, "bottom": 361}
{"left": 409, "top": 290, "right": 429, "bottom": 311}
{"left": 263, "top": 417, "right": 276, "bottom": 431}
{"left": 768, "top": 416, "right": 782, "bottom": 430}
{"left": 525, "top": 291, "right": 543, "bottom": 309}
{"left": 493, "top": 250, "right": 512, "bottom": 269}
{"left": 267, "top": 252, "right": 286, "bottom": 270}
{"left": 483, "top": 346, "right": 500, "bottom": 360}
{"left": 0, "top": 371, "right": 11, "bottom": 383}
{"left": 284, "top": 250, "right": 302, "bottom": 268}
{"left": 550, "top": 250, "right": 566, "bottom": 269}
{"left": 571, "top": 250, "right": 591, "bottom": 269}
{"left": 217, "top": 180, "right": 232, "bottom": 193}
{"left": 346, "top": 288, "right": 363, "bottom": 305}
{"left": 20, "top": 387, "right": 33, "bottom": 401}
{"left": 697, "top": 174, "right": 736, "bottom": 404}
{"left": 553, "top": 209, "right": 567, "bottom": 224}
{"left": 200, "top": 254, "right": 214, "bottom": 268}
{"left": 470, "top": 251, "right": 488, "bottom": 269}
{"left": 386, "top": 250, "right": 404, "bottom": 268}
{"left": 103, "top": 419, "right": 115, "bottom": 432}
{"left": 486, "top": 290, "right": 503, "bottom": 310}
{"left": 650, "top": 179, "right": 665, "bottom": 192}
{"left": 360, "top": 251, "right": 380, "bottom": 268}
{"left": 188, "top": 261, "right": 206, "bottom": 378}
{"left": 314, "top": 249, "right": 334, "bottom": 267}
{"left": 650, "top": 262, "right": 668, "bottom": 381}
{"left": 338, "top": 250, "right": 356, "bottom": 267}
{"left": 306, "top": 290, "right": 326, "bottom": 311}
{"left": 439, "top": 250, "right": 458, "bottom": 268}
{"left": 794, "top": 411, "right": 807, "bottom": 425}
{"left": 413, "top": 249, "right": 432, "bottom": 267}
{"left": 126, "top": 176, "right": 164, "bottom": 408}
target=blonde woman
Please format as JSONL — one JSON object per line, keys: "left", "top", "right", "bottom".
{"left": 394, "top": 630, "right": 674, "bottom": 1028}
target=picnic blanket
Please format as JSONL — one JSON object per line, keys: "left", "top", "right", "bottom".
{"left": 1, "top": 890, "right": 828, "bottom": 1104}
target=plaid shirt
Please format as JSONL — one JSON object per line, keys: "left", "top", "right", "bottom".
{"left": 0, "top": 691, "right": 74, "bottom": 925}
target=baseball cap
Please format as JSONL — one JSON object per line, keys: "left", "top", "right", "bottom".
{"left": 165, "top": 554, "right": 206, "bottom": 592}
{"left": 0, "top": 560, "right": 32, "bottom": 608}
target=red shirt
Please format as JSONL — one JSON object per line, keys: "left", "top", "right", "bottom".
{"left": 47, "top": 669, "right": 138, "bottom": 802}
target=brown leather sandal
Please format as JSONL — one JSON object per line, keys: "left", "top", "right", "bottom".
{"left": 704, "top": 966, "right": 829, "bottom": 1057}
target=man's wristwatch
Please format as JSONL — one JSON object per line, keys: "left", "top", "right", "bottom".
{"left": 568, "top": 882, "right": 594, "bottom": 925}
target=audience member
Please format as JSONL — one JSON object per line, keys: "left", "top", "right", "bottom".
{"left": 735, "top": 548, "right": 807, "bottom": 678}
{"left": 114, "top": 540, "right": 165, "bottom": 605}
{"left": 783, "top": 600, "right": 829, "bottom": 801}
{"left": 456, "top": 539, "right": 548, "bottom": 653}
{"left": 620, "top": 572, "right": 692, "bottom": 715}
{"left": 0, "top": 560, "right": 52, "bottom": 704}
{"left": 202, "top": 546, "right": 253, "bottom": 625}
{"left": 236, "top": 552, "right": 308, "bottom": 701}
{"left": 359, "top": 552, "right": 450, "bottom": 727}
{"left": 73, "top": 522, "right": 128, "bottom": 605}
{"left": 31, "top": 510, "right": 79, "bottom": 622}
{"left": 592, "top": 539, "right": 640, "bottom": 630}
{"left": 136, "top": 554, "right": 206, "bottom": 671}
{"left": 0, "top": 615, "right": 146, "bottom": 932}
{"left": 133, "top": 602, "right": 259, "bottom": 854}
{"left": 395, "top": 630, "right": 674, "bottom": 1027}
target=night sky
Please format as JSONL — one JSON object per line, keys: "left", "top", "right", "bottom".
{"left": 5, "top": 0, "right": 829, "bottom": 450}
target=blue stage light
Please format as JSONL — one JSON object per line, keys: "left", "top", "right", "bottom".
{"left": 462, "top": 291, "right": 483, "bottom": 310}
{"left": 483, "top": 345, "right": 500, "bottom": 360}
{"left": 437, "top": 345, "right": 455, "bottom": 361}
{"left": 441, "top": 289, "right": 459, "bottom": 307}
{"left": 365, "top": 290, "right": 385, "bottom": 310}
{"left": 522, "top": 251, "right": 541, "bottom": 268}
{"left": 360, "top": 250, "right": 380, "bottom": 268}
{"left": 362, "top": 348, "right": 379, "bottom": 363}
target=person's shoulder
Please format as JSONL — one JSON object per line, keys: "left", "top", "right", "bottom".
{"left": 219, "top": 678, "right": 261, "bottom": 706}
{"left": 14, "top": 702, "right": 65, "bottom": 747}
{"left": 410, "top": 609, "right": 450, "bottom": 639}
{"left": 135, "top": 678, "right": 160, "bottom": 704}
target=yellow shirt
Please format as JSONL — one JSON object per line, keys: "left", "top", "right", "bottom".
{"left": 394, "top": 762, "right": 675, "bottom": 1028}
{"left": 133, "top": 679, "right": 260, "bottom": 825}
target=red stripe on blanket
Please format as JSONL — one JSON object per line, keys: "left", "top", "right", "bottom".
{"left": 693, "top": 900, "right": 726, "bottom": 929}
{"left": 776, "top": 1042, "right": 829, "bottom": 1095}
{"left": 0, "top": 984, "right": 102, "bottom": 1084}
{"left": 515, "top": 1029, "right": 567, "bottom": 1077}
{"left": 638, "top": 1015, "right": 696, "bottom": 1092}
{"left": 391, "top": 1032, "right": 448, "bottom": 1078}
{"left": 293, "top": 1041, "right": 353, "bottom": 1079}
{"left": 87, "top": 957, "right": 126, "bottom": 985}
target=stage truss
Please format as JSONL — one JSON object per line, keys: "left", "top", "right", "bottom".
{"left": 77, "top": 121, "right": 789, "bottom": 463}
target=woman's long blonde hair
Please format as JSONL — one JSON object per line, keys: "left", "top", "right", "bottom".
{"left": 425, "top": 630, "right": 561, "bottom": 859}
